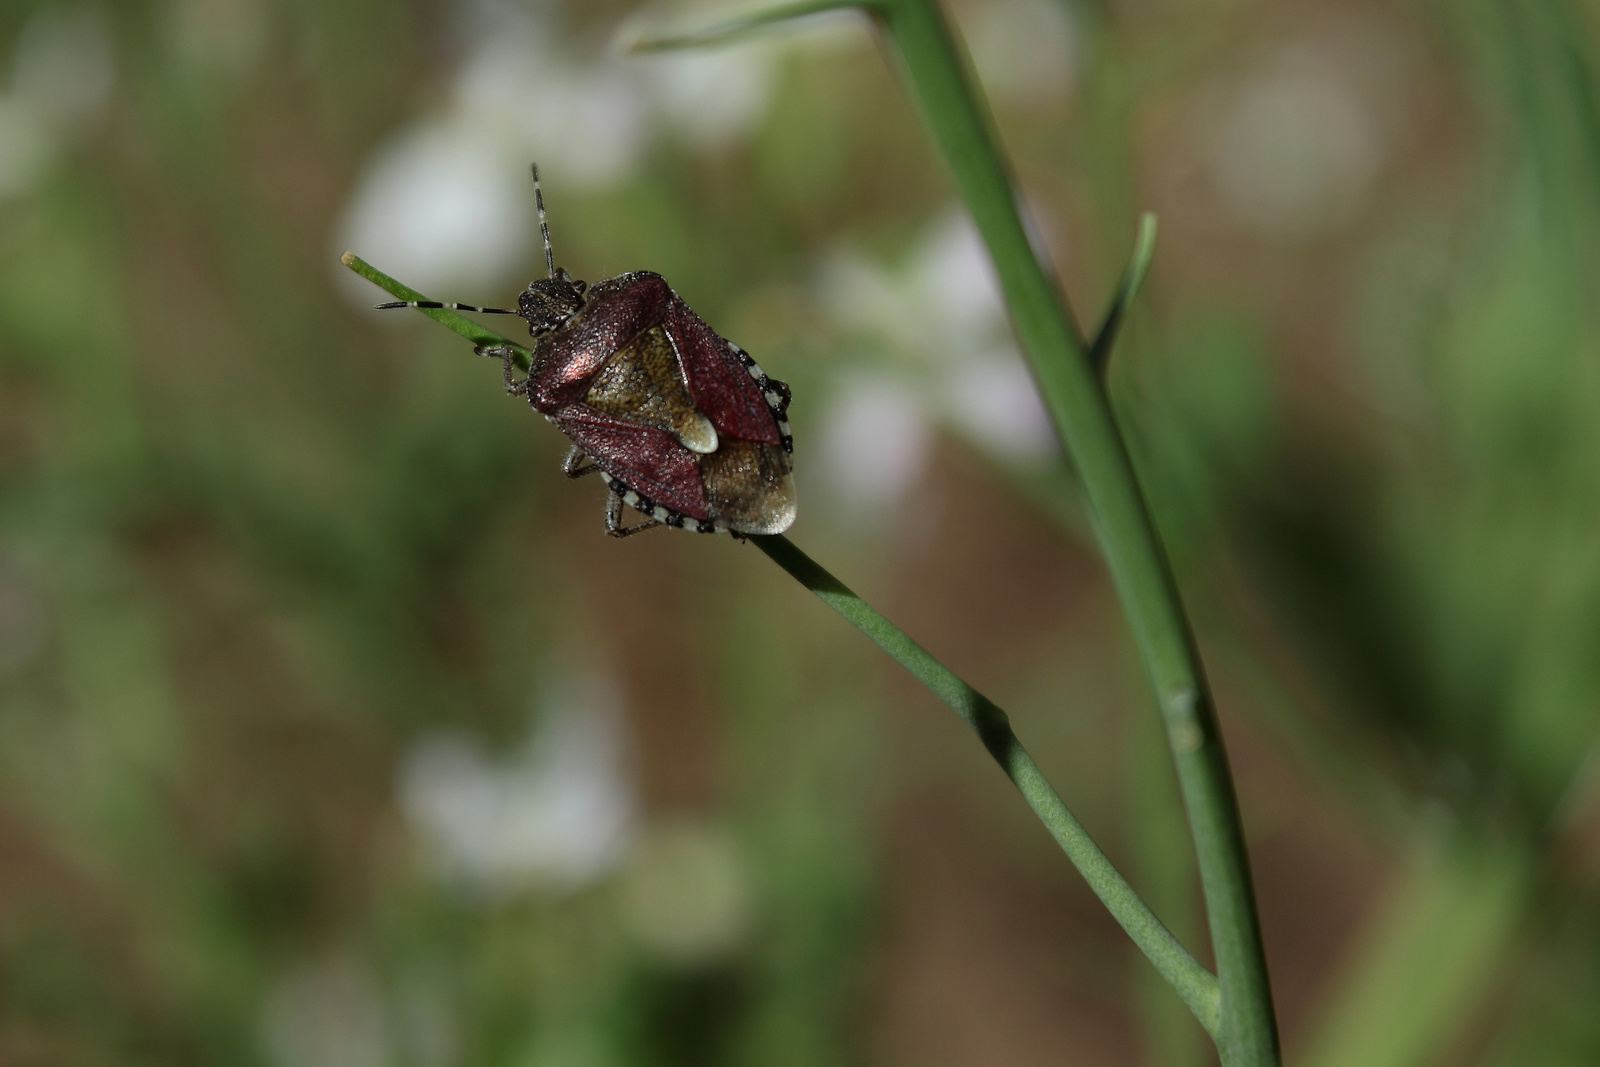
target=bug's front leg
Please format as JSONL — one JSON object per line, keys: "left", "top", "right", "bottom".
{"left": 562, "top": 446, "right": 601, "bottom": 479}
{"left": 604, "top": 489, "right": 662, "bottom": 538}
{"left": 474, "top": 344, "right": 527, "bottom": 396}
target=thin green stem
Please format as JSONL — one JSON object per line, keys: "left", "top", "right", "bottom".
{"left": 340, "top": 252, "right": 533, "bottom": 372}
{"left": 752, "top": 534, "right": 1221, "bottom": 1035}
{"left": 869, "top": 2, "right": 1278, "bottom": 1061}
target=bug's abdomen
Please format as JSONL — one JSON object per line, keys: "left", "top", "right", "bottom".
{"left": 700, "top": 440, "right": 796, "bottom": 534}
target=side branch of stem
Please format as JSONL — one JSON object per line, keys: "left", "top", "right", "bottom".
{"left": 751, "top": 534, "right": 1222, "bottom": 1034}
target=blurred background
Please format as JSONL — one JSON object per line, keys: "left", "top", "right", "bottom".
{"left": 0, "top": 0, "right": 1598, "bottom": 1063}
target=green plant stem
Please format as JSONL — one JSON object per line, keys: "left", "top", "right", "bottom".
{"left": 752, "top": 533, "right": 1221, "bottom": 1034}
{"left": 340, "top": 252, "right": 533, "bottom": 371}
{"left": 869, "top": 3, "right": 1278, "bottom": 1061}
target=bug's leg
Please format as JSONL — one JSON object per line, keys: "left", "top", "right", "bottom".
{"left": 561, "top": 445, "right": 601, "bottom": 479}
{"left": 604, "top": 489, "right": 662, "bottom": 538}
{"left": 474, "top": 344, "right": 527, "bottom": 396}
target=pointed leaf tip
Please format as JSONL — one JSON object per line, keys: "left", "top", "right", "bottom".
{"left": 1089, "top": 213, "right": 1160, "bottom": 380}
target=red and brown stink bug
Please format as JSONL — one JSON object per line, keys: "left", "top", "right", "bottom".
{"left": 377, "top": 165, "right": 795, "bottom": 538}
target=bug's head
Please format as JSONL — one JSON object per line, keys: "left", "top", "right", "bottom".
{"left": 518, "top": 267, "right": 587, "bottom": 335}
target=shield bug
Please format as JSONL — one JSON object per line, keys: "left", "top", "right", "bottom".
{"left": 377, "top": 165, "right": 795, "bottom": 538}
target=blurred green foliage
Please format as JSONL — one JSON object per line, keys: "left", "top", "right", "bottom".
{"left": 1, "top": 1, "right": 1599, "bottom": 1066}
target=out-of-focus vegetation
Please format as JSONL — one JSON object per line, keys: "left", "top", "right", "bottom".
{"left": 1, "top": 0, "right": 1598, "bottom": 1065}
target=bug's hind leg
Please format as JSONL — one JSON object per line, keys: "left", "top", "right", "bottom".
{"left": 474, "top": 344, "right": 528, "bottom": 396}
{"left": 562, "top": 445, "right": 602, "bottom": 479}
{"left": 604, "top": 489, "right": 662, "bottom": 538}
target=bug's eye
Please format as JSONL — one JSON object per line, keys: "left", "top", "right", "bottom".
{"left": 574, "top": 280, "right": 588, "bottom": 295}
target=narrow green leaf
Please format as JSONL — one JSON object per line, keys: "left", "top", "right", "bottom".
{"left": 340, "top": 252, "right": 533, "bottom": 372}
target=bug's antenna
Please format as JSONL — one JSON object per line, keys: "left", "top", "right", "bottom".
{"left": 373, "top": 299, "right": 519, "bottom": 314}
{"left": 532, "top": 163, "right": 554, "bottom": 280}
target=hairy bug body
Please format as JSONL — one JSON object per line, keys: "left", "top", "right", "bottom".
{"left": 378, "top": 166, "right": 795, "bottom": 538}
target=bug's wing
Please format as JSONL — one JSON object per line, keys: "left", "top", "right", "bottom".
{"left": 552, "top": 403, "right": 712, "bottom": 521}
{"left": 664, "top": 297, "right": 783, "bottom": 446}
{"left": 582, "top": 325, "right": 719, "bottom": 454}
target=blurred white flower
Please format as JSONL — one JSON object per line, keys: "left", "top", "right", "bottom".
{"left": 336, "top": 122, "right": 533, "bottom": 300}
{"left": 261, "top": 955, "right": 389, "bottom": 1067}
{"left": 1208, "top": 52, "right": 1384, "bottom": 240}
{"left": 814, "top": 375, "right": 933, "bottom": 515}
{"left": 336, "top": 4, "right": 794, "bottom": 295}
{"left": 454, "top": 27, "right": 650, "bottom": 187}
{"left": 817, "top": 210, "right": 1005, "bottom": 355}
{"left": 815, "top": 209, "right": 1055, "bottom": 480}
{"left": 639, "top": 45, "right": 779, "bottom": 150}
{"left": 909, "top": 210, "right": 1008, "bottom": 338}
{"left": 398, "top": 674, "right": 636, "bottom": 896}
{"left": 816, "top": 247, "right": 913, "bottom": 343}
{"left": 943, "top": 348, "right": 1056, "bottom": 461}
{"left": 539, "top": 71, "right": 652, "bottom": 186}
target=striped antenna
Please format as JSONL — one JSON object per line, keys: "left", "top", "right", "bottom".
{"left": 532, "top": 163, "right": 554, "bottom": 279}
{"left": 374, "top": 300, "right": 518, "bottom": 313}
